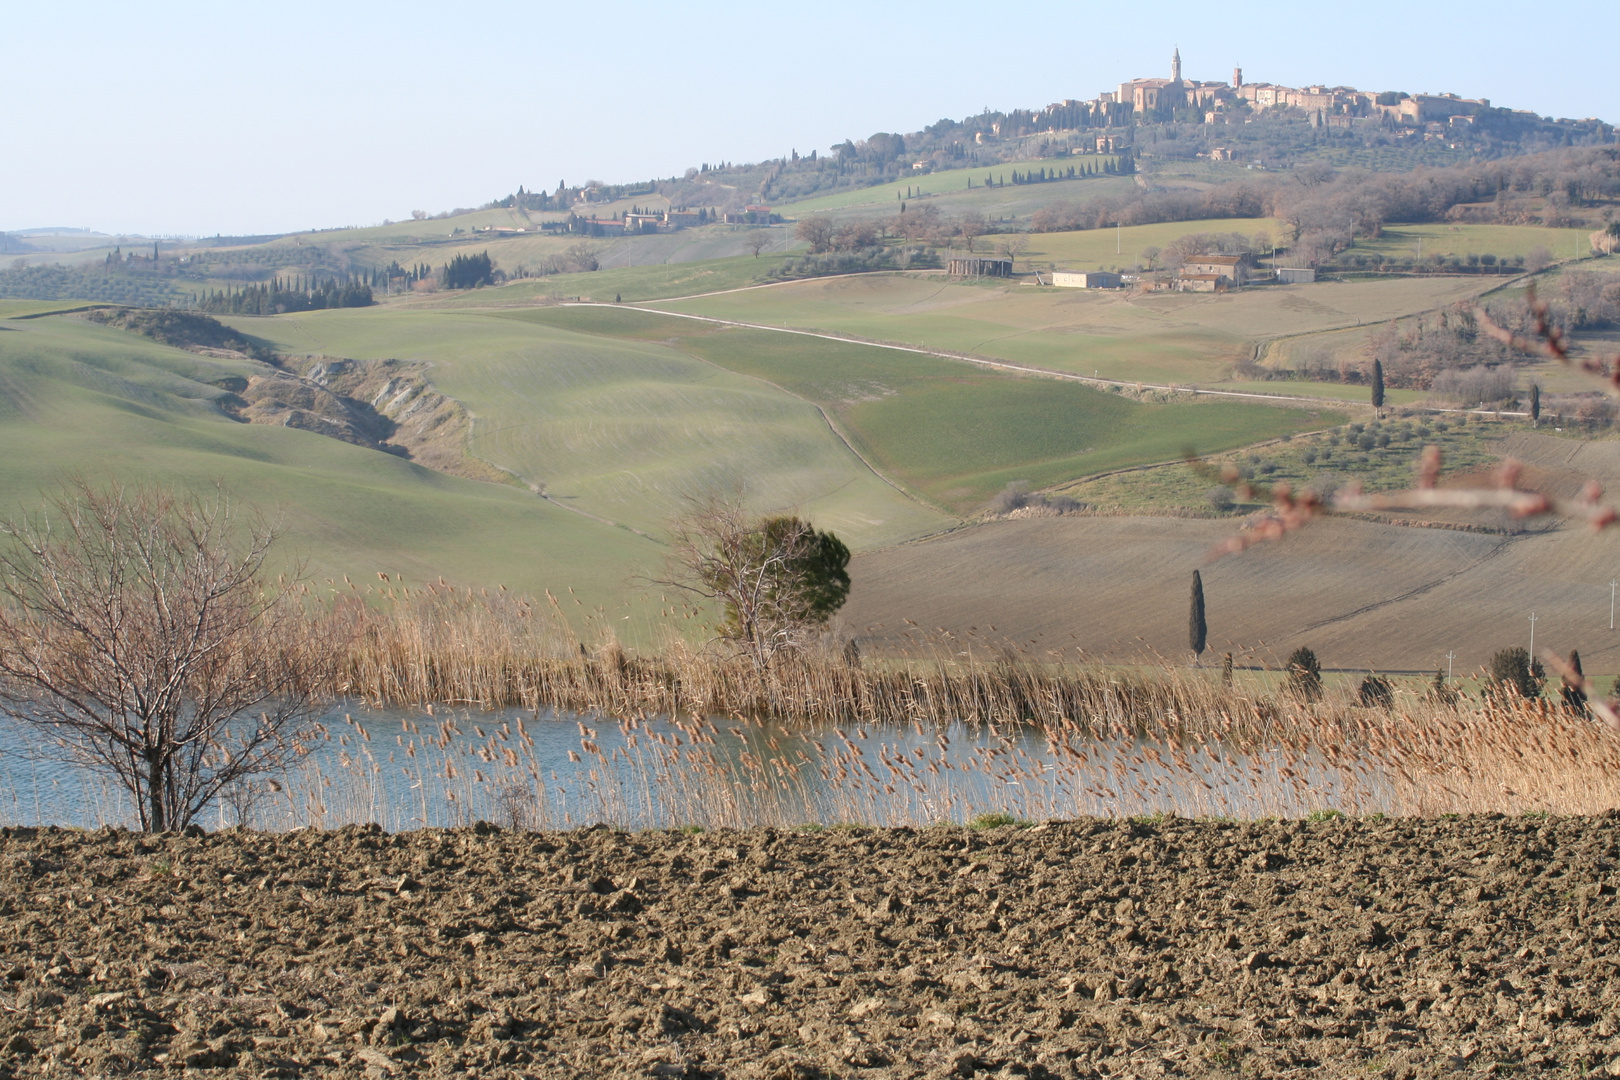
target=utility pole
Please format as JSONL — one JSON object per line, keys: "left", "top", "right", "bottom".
{"left": 1528, "top": 611, "right": 1538, "bottom": 658}
{"left": 1116, "top": 222, "right": 1121, "bottom": 255}
{"left": 1445, "top": 651, "right": 1456, "bottom": 682}
{"left": 1611, "top": 579, "right": 1617, "bottom": 630}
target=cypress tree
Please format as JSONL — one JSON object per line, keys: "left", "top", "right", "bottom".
{"left": 1188, "top": 570, "right": 1207, "bottom": 658}
{"left": 1371, "top": 359, "right": 1385, "bottom": 416}
{"left": 1530, "top": 383, "right": 1541, "bottom": 423}
{"left": 1561, "top": 649, "right": 1588, "bottom": 714}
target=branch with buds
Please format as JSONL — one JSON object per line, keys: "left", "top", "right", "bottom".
{"left": 1473, "top": 283, "right": 1620, "bottom": 398}
{"left": 1198, "top": 284, "right": 1620, "bottom": 560}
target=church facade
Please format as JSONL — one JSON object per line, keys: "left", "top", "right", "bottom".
{"left": 1114, "top": 49, "right": 1236, "bottom": 116}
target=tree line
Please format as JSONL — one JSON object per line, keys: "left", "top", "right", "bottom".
{"left": 196, "top": 274, "right": 374, "bottom": 315}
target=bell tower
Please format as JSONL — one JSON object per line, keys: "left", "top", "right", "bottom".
{"left": 1172, "top": 46, "right": 1182, "bottom": 83}
{"left": 1233, "top": 65, "right": 1242, "bottom": 89}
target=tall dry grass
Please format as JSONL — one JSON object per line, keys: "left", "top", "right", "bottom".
{"left": 264, "top": 583, "right": 1620, "bottom": 827}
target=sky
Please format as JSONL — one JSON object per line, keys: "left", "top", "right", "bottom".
{"left": 5, "top": 0, "right": 1617, "bottom": 237}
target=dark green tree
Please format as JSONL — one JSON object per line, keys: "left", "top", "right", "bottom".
{"left": 1371, "top": 359, "right": 1385, "bottom": 416}
{"left": 1357, "top": 674, "right": 1394, "bottom": 708}
{"left": 665, "top": 503, "right": 851, "bottom": 668}
{"left": 1188, "top": 569, "right": 1207, "bottom": 658}
{"left": 1488, "top": 647, "right": 1544, "bottom": 699}
{"left": 1530, "top": 383, "right": 1541, "bottom": 423}
{"left": 444, "top": 252, "right": 495, "bottom": 290}
{"left": 1285, "top": 646, "right": 1322, "bottom": 702}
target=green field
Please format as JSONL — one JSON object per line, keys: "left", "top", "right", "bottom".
{"left": 776, "top": 157, "right": 1129, "bottom": 216}
{"left": 415, "top": 256, "right": 797, "bottom": 306}
{"left": 653, "top": 270, "right": 1497, "bottom": 387}
{"left": 0, "top": 312, "right": 662, "bottom": 616}
{"left": 517, "top": 306, "right": 1342, "bottom": 512}
{"left": 1021, "top": 219, "right": 1288, "bottom": 272}
{"left": 1341, "top": 223, "right": 1597, "bottom": 263}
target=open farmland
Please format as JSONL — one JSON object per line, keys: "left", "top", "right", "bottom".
{"left": 227, "top": 307, "right": 950, "bottom": 549}
{"left": 518, "top": 306, "right": 1338, "bottom": 513}
{"left": 657, "top": 270, "right": 1502, "bottom": 387}
{"left": 840, "top": 432, "right": 1620, "bottom": 675}
{"left": 0, "top": 311, "right": 660, "bottom": 611}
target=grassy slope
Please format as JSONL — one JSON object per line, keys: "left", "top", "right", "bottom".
{"left": 0, "top": 314, "right": 660, "bottom": 611}
{"left": 519, "top": 306, "right": 1340, "bottom": 513}
{"left": 228, "top": 307, "right": 949, "bottom": 549}
{"left": 777, "top": 157, "right": 1126, "bottom": 215}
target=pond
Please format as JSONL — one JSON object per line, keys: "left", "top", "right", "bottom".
{"left": 0, "top": 702, "right": 1386, "bottom": 831}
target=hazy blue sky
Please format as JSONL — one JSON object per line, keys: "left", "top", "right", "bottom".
{"left": 6, "top": 0, "right": 1616, "bottom": 236}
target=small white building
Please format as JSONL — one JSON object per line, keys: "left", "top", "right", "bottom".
{"left": 1275, "top": 267, "right": 1317, "bottom": 284}
{"left": 1052, "top": 271, "right": 1123, "bottom": 289}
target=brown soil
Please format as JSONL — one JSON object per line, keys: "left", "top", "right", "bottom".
{"left": 2, "top": 818, "right": 1617, "bottom": 1079}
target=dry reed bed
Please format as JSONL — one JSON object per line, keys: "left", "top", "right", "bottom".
{"left": 290, "top": 586, "right": 1620, "bottom": 827}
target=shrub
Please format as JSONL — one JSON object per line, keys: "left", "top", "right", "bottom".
{"left": 1488, "top": 647, "right": 1544, "bottom": 699}
{"left": 1207, "top": 487, "right": 1236, "bottom": 513}
{"left": 1284, "top": 647, "right": 1323, "bottom": 702}
{"left": 1357, "top": 675, "right": 1394, "bottom": 709}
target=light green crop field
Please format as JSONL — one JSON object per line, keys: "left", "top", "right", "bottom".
{"left": 0, "top": 313, "right": 661, "bottom": 615}
{"left": 1021, "top": 219, "right": 1288, "bottom": 271}
{"left": 654, "top": 271, "right": 1496, "bottom": 387}
{"left": 0, "top": 300, "right": 113, "bottom": 319}
{"left": 415, "top": 256, "right": 797, "bottom": 307}
{"left": 777, "top": 157, "right": 1125, "bottom": 216}
{"left": 515, "top": 306, "right": 1342, "bottom": 512}
{"left": 226, "top": 307, "right": 950, "bottom": 549}
{"left": 1343, "top": 223, "right": 1597, "bottom": 263}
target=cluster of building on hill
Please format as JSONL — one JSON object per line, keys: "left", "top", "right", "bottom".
{"left": 1044, "top": 48, "right": 1501, "bottom": 138}
{"left": 950, "top": 252, "right": 1317, "bottom": 291}
{"left": 471, "top": 205, "right": 780, "bottom": 239}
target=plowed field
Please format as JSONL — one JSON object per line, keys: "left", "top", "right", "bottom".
{"left": 2, "top": 818, "right": 1618, "bottom": 1078}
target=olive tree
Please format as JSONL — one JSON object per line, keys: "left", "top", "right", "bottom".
{"left": 0, "top": 481, "right": 331, "bottom": 831}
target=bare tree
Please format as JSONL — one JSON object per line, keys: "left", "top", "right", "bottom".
{"left": 657, "top": 495, "right": 850, "bottom": 669}
{"left": 957, "top": 211, "right": 987, "bottom": 253}
{"left": 0, "top": 481, "right": 332, "bottom": 831}
{"left": 746, "top": 231, "right": 772, "bottom": 258}
{"left": 795, "top": 217, "right": 836, "bottom": 254}
{"left": 999, "top": 232, "right": 1030, "bottom": 268}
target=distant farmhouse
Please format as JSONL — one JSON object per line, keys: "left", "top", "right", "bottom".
{"left": 1052, "top": 271, "right": 1122, "bottom": 289}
